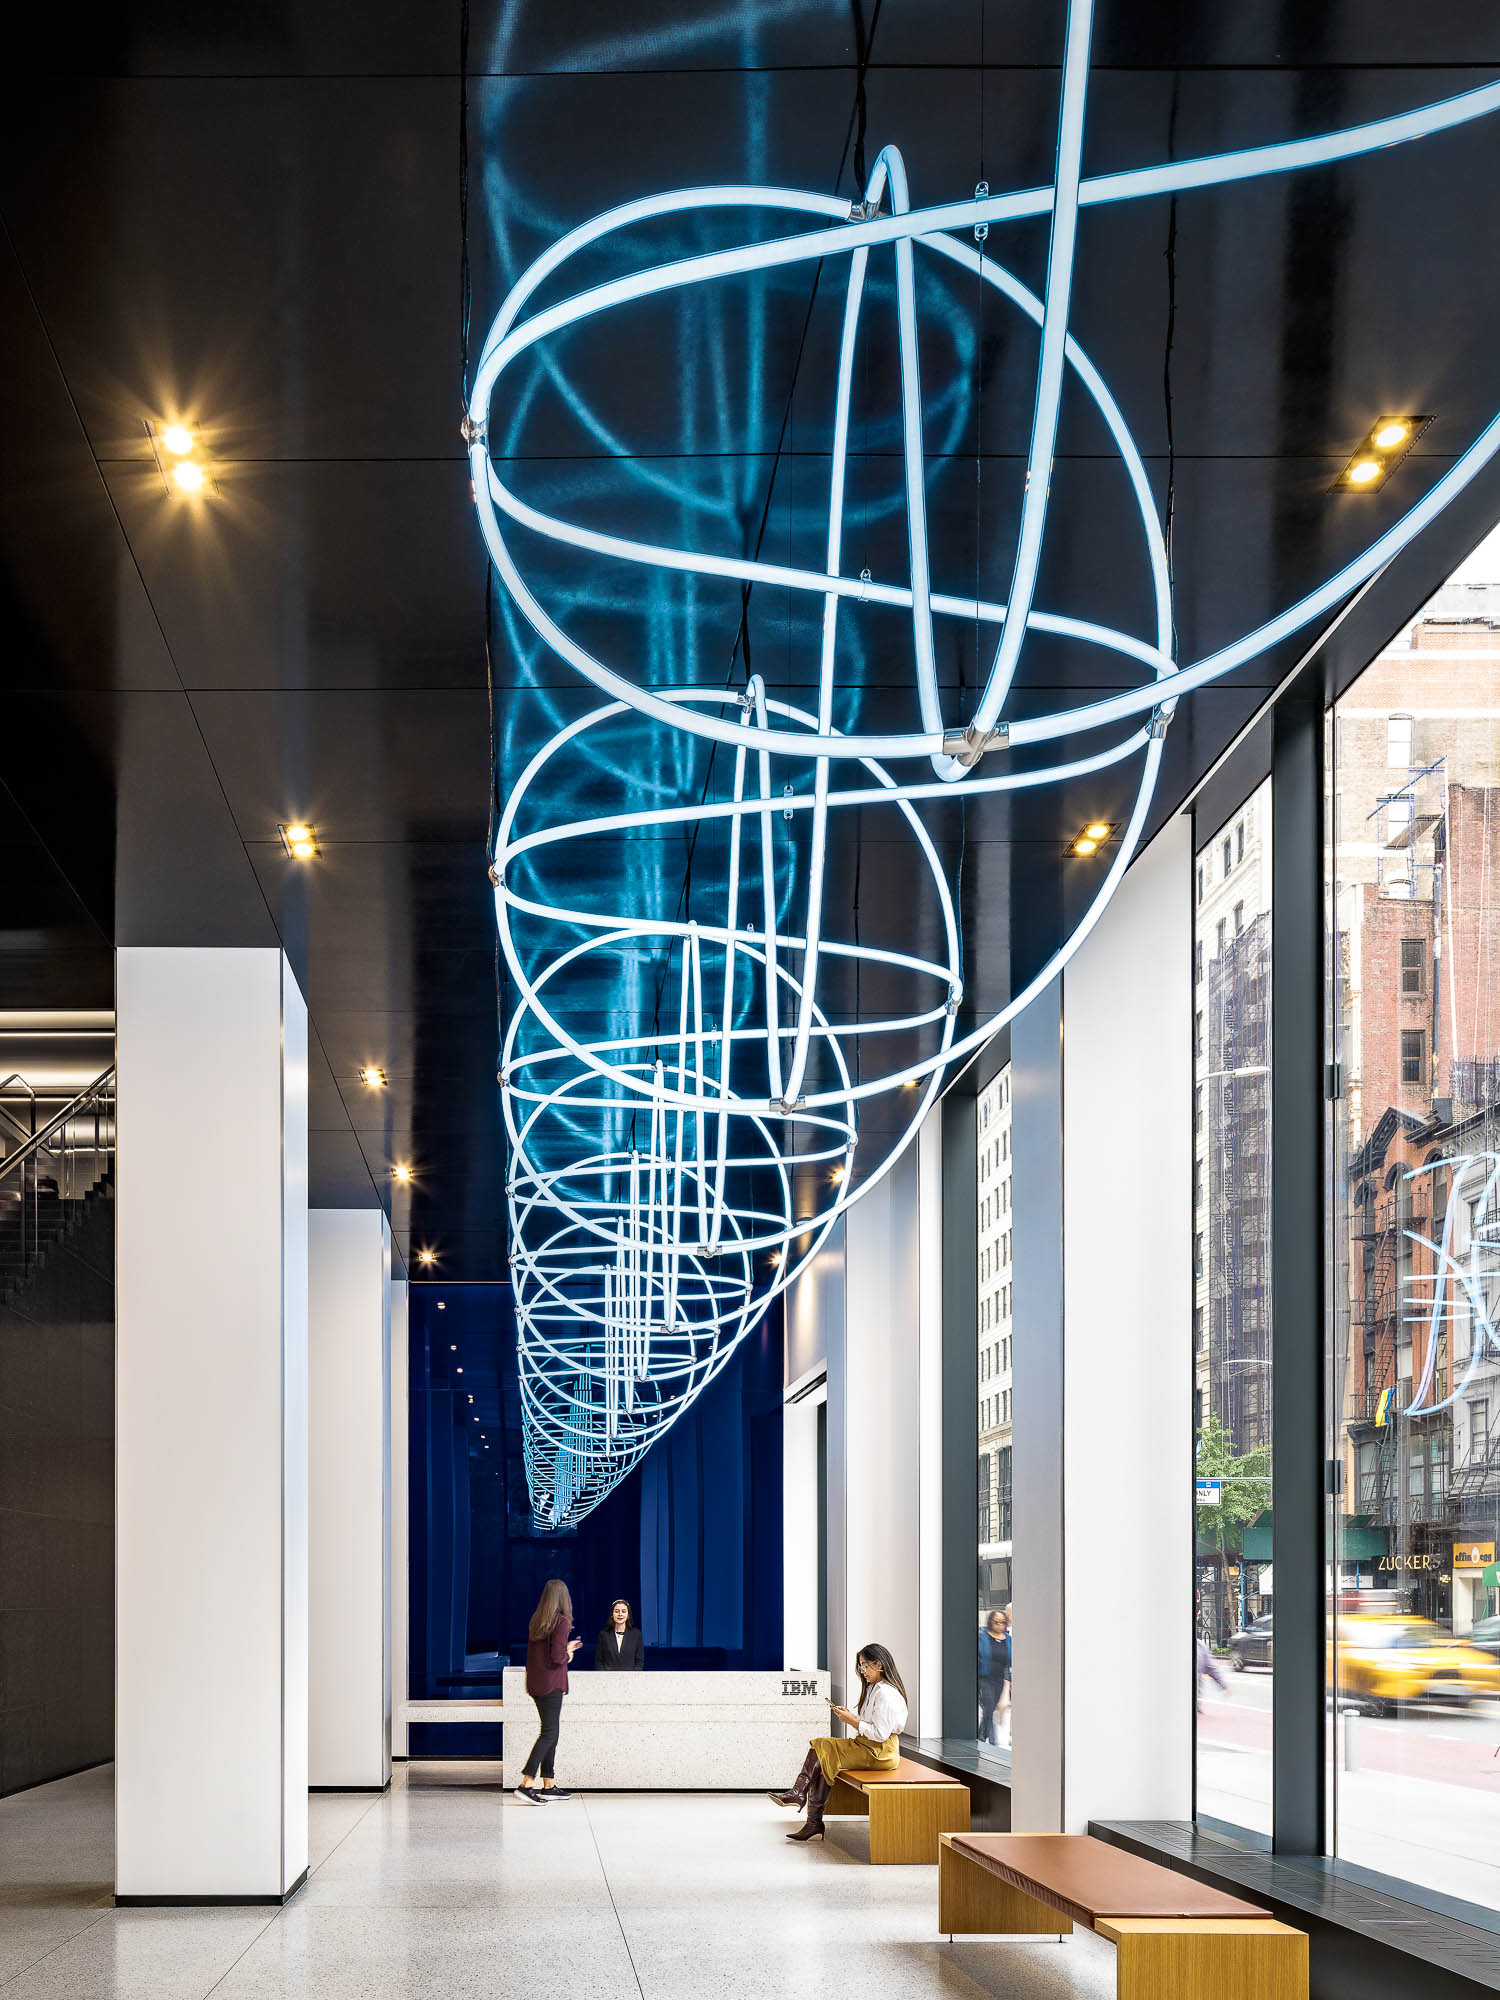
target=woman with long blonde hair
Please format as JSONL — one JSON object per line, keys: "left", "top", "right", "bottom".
{"left": 517, "top": 1578, "right": 580, "bottom": 1804}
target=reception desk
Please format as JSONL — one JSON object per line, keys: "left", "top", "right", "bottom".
{"left": 501, "top": 1668, "right": 830, "bottom": 1790}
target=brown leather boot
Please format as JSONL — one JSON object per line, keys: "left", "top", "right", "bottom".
{"left": 787, "top": 1766, "right": 829, "bottom": 1842}
{"left": 769, "top": 1747, "right": 820, "bottom": 1808}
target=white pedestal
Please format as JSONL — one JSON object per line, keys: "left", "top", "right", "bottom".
{"left": 501, "top": 1669, "right": 830, "bottom": 1789}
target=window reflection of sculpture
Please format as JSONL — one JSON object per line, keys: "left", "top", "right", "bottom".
{"left": 1403, "top": 1154, "right": 1500, "bottom": 1420}
{"left": 470, "top": 0, "right": 1500, "bottom": 1523}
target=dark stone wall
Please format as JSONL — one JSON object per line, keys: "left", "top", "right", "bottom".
{"left": 0, "top": 1193, "right": 113, "bottom": 1794}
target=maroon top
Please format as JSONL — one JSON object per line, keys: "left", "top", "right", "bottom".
{"left": 525, "top": 1612, "right": 572, "bottom": 1696}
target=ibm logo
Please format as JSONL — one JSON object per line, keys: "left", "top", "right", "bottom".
{"left": 781, "top": 1678, "right": 819, "bottom": 1697}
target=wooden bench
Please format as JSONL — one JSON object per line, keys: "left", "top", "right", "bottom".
{"left": 824, "top": 1757, "right": 970, "bottom": 1863}
{"left": 938, "top": 1832, "right": 1307, "bottom": 2000}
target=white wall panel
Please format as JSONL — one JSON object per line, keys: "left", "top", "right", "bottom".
{"left": 308, "top": 1209, "right": 391, "bottom": 1790}
{"left": 116, "top": 947, "right": 308, "bottom": 1900}
{"left": 1060, "top": 816, "right": 1193, "bottom": 1828}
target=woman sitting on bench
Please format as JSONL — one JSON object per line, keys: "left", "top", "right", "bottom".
{"left": 770, "top": 1642, "right": 909, "bottom": 1843}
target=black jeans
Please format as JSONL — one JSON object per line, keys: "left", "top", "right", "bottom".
{"left": 977, "top": 1677, "right": 1001, "bottom": 1744}
{"left": 523, "top": 1691, "right": 564, "bottom": 1781}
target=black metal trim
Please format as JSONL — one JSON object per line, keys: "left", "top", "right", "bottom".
{"left": 115, "top": 1867, "right": 309, "bottom": 1908}
{"left": 940, "top": 1076, "right": 979, "bottom": 1743}
{"left": 1271, "top": 682, "right": 1327, "bottom": 1855}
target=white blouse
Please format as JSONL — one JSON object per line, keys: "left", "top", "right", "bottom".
{"left": 855, "top": 1680, "right": 908, "bottom": 1742}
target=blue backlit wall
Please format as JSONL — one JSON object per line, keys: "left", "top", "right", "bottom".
{"left": 407, "top": 1283, "right": 782, "bottom": 1746}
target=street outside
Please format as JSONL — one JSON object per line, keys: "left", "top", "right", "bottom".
{"left": 1197, "top": 1665, "right": 1500, "bottom": 1910}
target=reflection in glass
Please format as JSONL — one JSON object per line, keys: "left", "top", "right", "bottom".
{"left": 1329, "top": 527, "right": 1500, "bottom": 1911}
{"left": 1193, "top": 780, "right": 1273, "bottom": 1834}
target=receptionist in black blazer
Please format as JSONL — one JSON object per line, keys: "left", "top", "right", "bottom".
{"left": 594, "top": 1598, "right": 645, "bottom": 1670}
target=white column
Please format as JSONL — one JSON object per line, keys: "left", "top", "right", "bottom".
{"left": 1059, "top": 815, "right": 1193, "bottom": 1828}
{"left": 116, "top": 948, "right": 308, "bottom": 1902}
{"left": 308, "top": 1210, "right": 392, "bottom": 1791}
{"left": 390, "top": 1277, "right": 409, "bottom": 1759}
{"left": 917, "top": 1106, "right": 944, "bottom": 1740}
{"left": 841, "top": 1145, "right": 921, "bottom": 1711}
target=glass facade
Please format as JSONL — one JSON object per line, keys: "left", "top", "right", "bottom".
{"left": 1193, "top": 780, "right": 1273, "bottom": 1834}
{"left": 976, "top": 1064, "right": 1014, "bottom": 1759}
{"left": 1328, "top": 528, "right": 1500, "bottom": 1910}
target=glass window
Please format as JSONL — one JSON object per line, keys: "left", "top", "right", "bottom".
{"left": 976, "top": 1067, "right": 1014, "bottom": 1761}
{"left": 1329, "top": 524, "right": 1500, "bottom": 1912}
{"left": 1195, "top": 779, "right": 1273, "bottom": 1837}
{"left": 1222, "top": 836, "right": 1233, "bottom": 877}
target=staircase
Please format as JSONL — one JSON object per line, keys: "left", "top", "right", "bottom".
{"left": 0, "top": 1068, "right": 115, "bottom": 1306}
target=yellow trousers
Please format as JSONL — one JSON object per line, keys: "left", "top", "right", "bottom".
{"left": 812, "top": 1731, "right": 900, "bottom": 1783}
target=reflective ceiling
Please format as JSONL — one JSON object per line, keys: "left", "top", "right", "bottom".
{"left": 3, "top": 1, "right": 1500, "bottom": 1278}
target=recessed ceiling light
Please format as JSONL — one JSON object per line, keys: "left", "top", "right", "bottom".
{"left": 171, "top": 459, "right": 206, "bottom": 494}
{"left": 456, "top": 1366, "right": 463, "bottom": 1374}
{"left": 1084, "top": 822, "right": 1111, "bottom": 841}
{"left": 1334, "top": 414, "right": 1432, "bottom": 492}
{"left": 419, "top": 1248, "right": 436, "bottom": 1266}
{"left": 359, "top": 1066, "right": 387, "bottom": 1088}
{"left": 769, "top": 1250, "right": 783, "bottom": 1266}
{"left": 161, "top": 424, "right": 195, "bottom": 456}
{"left": 830, "top": 1165, "right": 845, "bottom": 1184}
{"left": 278, "top": 822, "right": 319, "bottom": 860}
{"left": 1073, "top": 836, "right": 1099, "bottom": 856}
{"left": 437, "top": 1301, "right": 446, "bottom": 1310}
{"left": 450, "top": 1343, "right": 457, "bottom": 1350}
{"left": 393, "top": 1164, "right": 412, "bottom": 1184}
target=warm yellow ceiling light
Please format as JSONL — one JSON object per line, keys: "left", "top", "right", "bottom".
{"left": 1073, "top": 836, "right": 1099, "bottom": 857}
{"left": 1335, "top": 414, "right": 1432, "bottom": 493}
{"left": 278, "top": 822, "right": 319, "bottom": 860}
{"left": 160, "top": 424, "right": 195, "bottom": 455}
{"left": 171, "top": 459, "right": 206, "bottom": 493}
{"left": 418, "top": 1248, "right": 436, "bottom": 1266}
{"left": 393, "top": 1163, "right": 412, "bottom": 1183}
{"left": 359, "top": 1065, "right": 387, "bottom": 1088}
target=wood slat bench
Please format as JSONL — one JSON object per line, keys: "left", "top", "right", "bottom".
{"left": 824, "top": 1758, "right": 970, "bottom": 1863}
{"left": 938, "top": 1833, "right": 1307, "bottom": 1999}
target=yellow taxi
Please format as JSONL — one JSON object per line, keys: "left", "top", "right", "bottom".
{"left": 1330, "top": 1614, "right": 1500, "bottom": 1714}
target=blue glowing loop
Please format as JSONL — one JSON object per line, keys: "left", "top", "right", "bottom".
{"left": 470, "top": 30, "right": 1500, "bottom": 1524}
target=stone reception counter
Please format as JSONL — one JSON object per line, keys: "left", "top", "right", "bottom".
{"left": 501, "top": 1668, "right": 831, "bottom": 1790}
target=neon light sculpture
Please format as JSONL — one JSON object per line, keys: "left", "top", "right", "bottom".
{"left": 1402, "top": 1154, "right": 1500, "bottom": 1421}
{"left": 469, "top": 0, "right": 1500, "bottom": 1525}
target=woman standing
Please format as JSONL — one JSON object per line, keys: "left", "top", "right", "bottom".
{"left": 517, "top": 1578, "right": 581, "bottom": 1804}
{"left": 594, "top": 1598, "right": 645, "bottom": 1670}
{"left": 769, "top": 1643, "right": 908, "bottom": 1843}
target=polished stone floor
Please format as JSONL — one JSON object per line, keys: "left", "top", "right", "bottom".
{"left": 0, "top": 1764, "right": 1117, "bottom": 1998}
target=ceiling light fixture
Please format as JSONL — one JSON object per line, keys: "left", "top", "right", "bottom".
{"left": 278, "top": 822, "right": 319, "bottom": 860}
{"left": 1335, "top": 413, "right": 1433, "bottom": 492}
{"left": 393, "top": 1163, "right": 412, "bottom": 1183}
{"left": 1084, "top": 821, "right": 1111, "bottom": 840}
{"left": 171, "top": 459, "right": 206, "bottom": 494}
{"left": 360, "top": 1065, "right": 387, "bottom": 1088}
{"left": 419, "top": 1248, "right": 436, "bottom": 1267}
{"left": 437, "top": 1301, "right": 446, "bottom": 1310}
{"left": 160, "top": 424, "right": 195, "bottom": 456}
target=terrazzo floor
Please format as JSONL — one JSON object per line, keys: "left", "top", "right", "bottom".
{"left": 0, "top": 1764, "right": 1117, "bottom": 1999}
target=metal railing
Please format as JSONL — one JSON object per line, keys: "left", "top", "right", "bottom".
{"left": 0, "top": 1067, "right": 115, "bottom": 1295}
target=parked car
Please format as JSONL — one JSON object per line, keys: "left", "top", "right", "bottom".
{"left": 1331, "top": 1614, "right": 1500, "bottom": 1714}
{"left": 1229, "top": 1615, "right": 1273, "bottom": 1670}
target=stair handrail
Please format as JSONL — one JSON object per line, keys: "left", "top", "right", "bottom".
{"left": 0, "top": 1074, "right": 38, "bottom": 1148}
{"left": 0, "top": 1067, "right": 115, "bottom": 1187}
